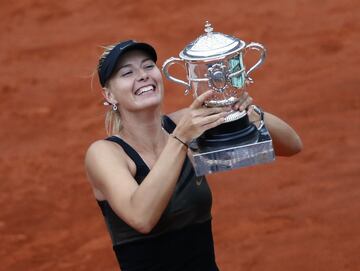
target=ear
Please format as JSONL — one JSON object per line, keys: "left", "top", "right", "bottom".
{"left": 102, "top": 87, "right": 118, "bottom": 105}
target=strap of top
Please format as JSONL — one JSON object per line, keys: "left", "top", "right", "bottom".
{"left": 162, "top": 115, "right": 176, "bottom": 133}
{"left": 106, "top": 136, "right": 150, "bottom": 182}
{"left": 105, "top": 115, "right": 177, "bottom": 183}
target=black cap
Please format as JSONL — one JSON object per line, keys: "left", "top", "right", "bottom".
{"left": 98, "top": 40, "right": 157, "bottom": 87}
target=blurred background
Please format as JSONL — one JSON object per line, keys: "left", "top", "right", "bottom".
{"left": 0, "top": 0, "right": 359, "bottom": 270}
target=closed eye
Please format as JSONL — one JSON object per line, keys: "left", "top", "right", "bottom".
{"left": 144, "top": 64, "right": 155, "bottom": 69}
{"left": 121, "top": 70, "right": 133, "bottom": 77}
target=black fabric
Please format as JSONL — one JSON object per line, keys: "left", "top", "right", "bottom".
{"left": 162, "top": 114, "right": 177, "bottom": 133}
{"left": 97, "top": 115, "right": 218, "bottom": 270}
{"left": 115, "top": 220, "right": 219, "bottom": 271}
{"left": 98, "top": 40, "right": 157, "bottom": 87}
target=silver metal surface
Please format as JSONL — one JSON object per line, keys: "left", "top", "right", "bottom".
{"left": 207, "top": 63, "right": 228, "bottom": 92}
{"left": 188, "top": 125, "right": 275, "bottom": 176}
{"left": 162, "top": 21, "right": 266, "bottom": 106}
{"left": 188, "top": 67, "right": 245, "bottom": 83}
{"left": 205, "top": 96, "right": 238, "bottom": 107}
{"left": 162, "top": 57, "right": 191, "bottom": 93}
{"left": 162, "top": 21, "right": 273, "bottom": 176}
{"left": 179, "top": 25, "right": 245, "bottom": 61}
{"left": 244, "top": 42, "right": 267, "bottom": 81}
{"left": 224, "top": 110, "right": 246, "bottom": 122}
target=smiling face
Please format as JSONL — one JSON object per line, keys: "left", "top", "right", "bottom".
{"left": 104, "top": 49, "right": 164, "bottom": 113}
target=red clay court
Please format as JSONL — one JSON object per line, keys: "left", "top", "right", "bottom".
{"left": 1, "top": 0, "right": 359, "bottom": 270}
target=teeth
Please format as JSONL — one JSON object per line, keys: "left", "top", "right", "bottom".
{"left": 136, "top": 85, "right": 154, "bottom": 95}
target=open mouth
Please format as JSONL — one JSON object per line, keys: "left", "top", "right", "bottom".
{"left": 135, "top": 85, "right": 156, "bottom": 96}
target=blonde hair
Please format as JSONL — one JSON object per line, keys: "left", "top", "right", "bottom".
{"left": 97, "top": 44, "right": 122, "bottom": 136}
{"left": 104, "top": 108, "right": 122, "bottom": 136}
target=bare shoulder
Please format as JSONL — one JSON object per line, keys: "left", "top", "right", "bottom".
{"left": 84, "top": 139, "right": 130, "bottom": 186}
{"left": 167, "top": 108, "right": 190, "bottom": 124}
{"left": 85, "top": 139, "right": 125, "bottom": 166}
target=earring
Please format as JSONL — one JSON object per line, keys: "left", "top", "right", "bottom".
{"left": 112, "top": 104, "right": 118, "bottom": 111}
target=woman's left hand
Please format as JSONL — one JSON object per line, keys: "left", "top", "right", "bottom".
{"left": 231, "top": 91, "right": 253, "bottom": 112}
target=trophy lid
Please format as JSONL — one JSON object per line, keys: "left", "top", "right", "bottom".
{"left": 179, "top": 21, "right": 245, "bottom": 61}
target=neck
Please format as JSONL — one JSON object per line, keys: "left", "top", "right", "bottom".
{"left": 118, "top": 107, "right": 167, "bottom": 153}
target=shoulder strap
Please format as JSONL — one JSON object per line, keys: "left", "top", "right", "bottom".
{"left": 162, "top": 115, "right": 177, "bottom": 133}
{"left": 105, "top": 136, "right": 150, "bottom": 183}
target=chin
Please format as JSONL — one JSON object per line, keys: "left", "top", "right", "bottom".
{"left": 135, "top": 95, "right": 163, "bottom": 110}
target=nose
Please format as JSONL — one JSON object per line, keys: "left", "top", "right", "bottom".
{"left": 136, "top": 68, "right": 149, "bottom": 81}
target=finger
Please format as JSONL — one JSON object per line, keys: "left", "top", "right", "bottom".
{"left": 232, "top": 101, "right": 241, "bottom": 111}
{"left": 190, "top": 90, "right": 215, "bottom": 109}
{"left": 239, "top": 91, "right": 249, "bottom": 103}
{"left": 193, "top": 106, "right": 231, "bottom": 117}
{"left": 232, "top": 91, "right": 248, "bottom": 110}
{"left": 196, "top": 111, "right": 228, "bottom": 127}
{"left": 240, "top": 91, "right": 249, "bottom": 101}
{"left": 247, "top": 104, "right": 255, "bottom": 115}
{"left": 239, "top": 96, "right": 253, "bottom": 111}
{"left": 239, "top": 92, "right": 250, "bottom": 110}
{"left": 201, "top": 114, "right": 226, "bottom": 131}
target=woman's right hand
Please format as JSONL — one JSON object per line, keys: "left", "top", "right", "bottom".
{"left": 172, "top": 90, "right": 231, "bottom": 143}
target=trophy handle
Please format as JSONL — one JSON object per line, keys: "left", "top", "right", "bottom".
{"left": 244, "top": 42, "right": 267, "bottom": 83}
{"left": 162, "top": 57, "right": 191, "bottom": 94}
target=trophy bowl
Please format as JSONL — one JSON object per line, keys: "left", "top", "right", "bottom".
{"left": 162, "top": 22, "right": 275, "bottom": 176}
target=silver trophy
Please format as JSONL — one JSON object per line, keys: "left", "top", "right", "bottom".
{"left": 162, "top": 22, "right": 275, "bottom": 176}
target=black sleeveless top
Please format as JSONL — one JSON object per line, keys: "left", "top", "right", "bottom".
{"left": 97, "top": 116, "right": 219, "bottom": 271}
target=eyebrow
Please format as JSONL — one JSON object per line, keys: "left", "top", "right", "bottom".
{"left": 117, "top": 58, "right": 153, "bottom": 70}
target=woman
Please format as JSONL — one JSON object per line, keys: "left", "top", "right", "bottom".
{"left": 85, "top": 40, "right": 303, "bottom": 271}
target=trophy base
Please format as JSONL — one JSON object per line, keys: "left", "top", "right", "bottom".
{"left": 188, "top": 125, "right": 275, "bottom": 176}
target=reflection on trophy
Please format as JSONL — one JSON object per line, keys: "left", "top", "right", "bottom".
{"left": 162, "top": 21, "right": 275, "bottom": 176}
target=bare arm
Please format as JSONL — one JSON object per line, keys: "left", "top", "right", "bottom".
{"left": 265, "top": 112, "right": 303, "bottom": 156}
{"left": 85, "top": 90, "right": 229, "bottom": 234}
{"left": 85, "top": 137, "right": 188, "bottom": 234}
{"left": 251, "top": 111, "right": 303, "bottom": 156}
